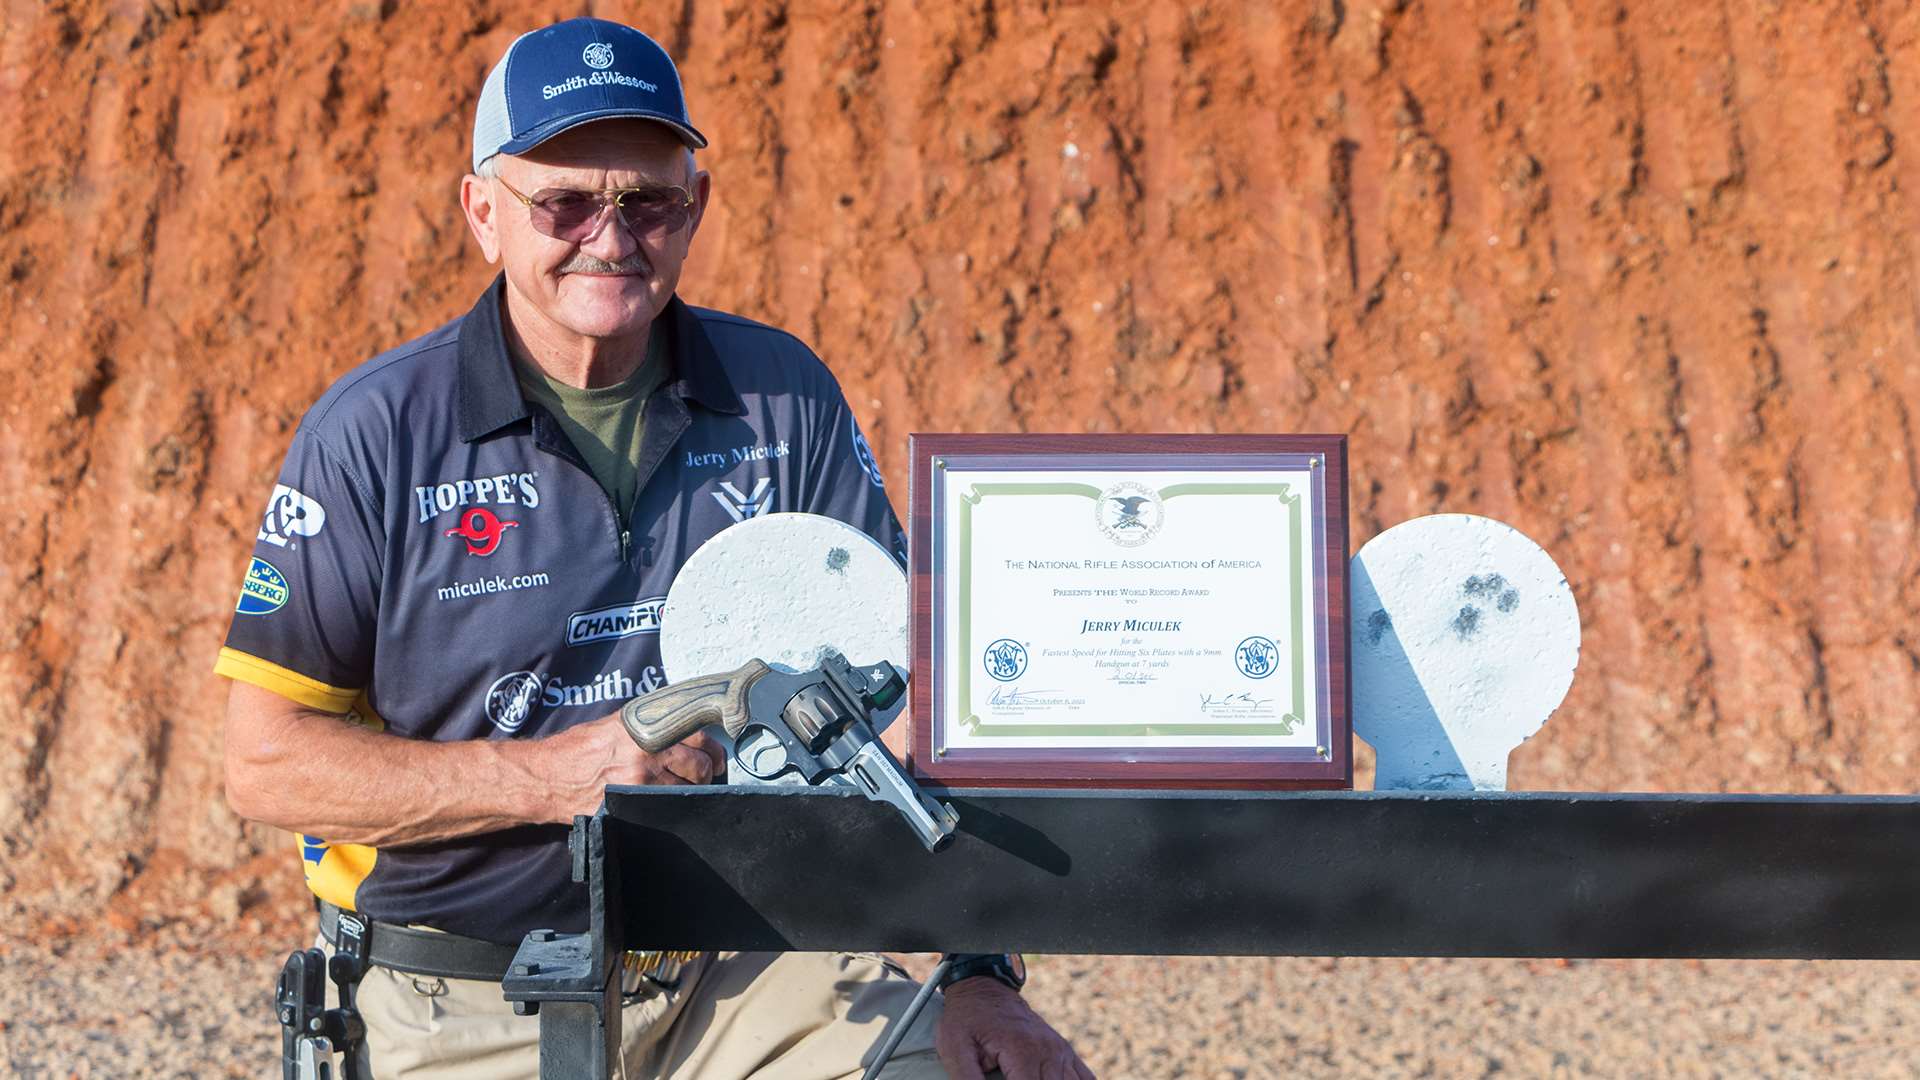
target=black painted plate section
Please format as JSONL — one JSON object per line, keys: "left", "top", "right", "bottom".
{"left": 599, "top": 786, "right": 1920, "bottom": 959}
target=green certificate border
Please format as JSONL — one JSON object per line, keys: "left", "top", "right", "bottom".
{"left": 953, "top": 481, "right": 1310, "bottom": 739}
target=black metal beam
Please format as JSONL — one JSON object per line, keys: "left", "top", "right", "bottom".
{"left": 600, "top": 786, "right": 1920, "bottom": 960}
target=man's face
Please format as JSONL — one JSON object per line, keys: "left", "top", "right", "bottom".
{"left": 461, "top": 119, "right": 710, "bottom": 341}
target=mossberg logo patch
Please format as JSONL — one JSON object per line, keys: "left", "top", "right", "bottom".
{"left": 568, "top": 597, "right": 668, "bottom": 646}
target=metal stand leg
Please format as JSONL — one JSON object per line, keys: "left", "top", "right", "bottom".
{"left": 860, "top": 957, "right": 952, "bottom": 1080}
{"left": 504, "top": 930, "right": 624, "bottom": 1080}
{"left": 506, "top": 816, "right": 629, "bottom": 1080}
{"left": 536, "top": 997, "right": 619, "bottom": 1080}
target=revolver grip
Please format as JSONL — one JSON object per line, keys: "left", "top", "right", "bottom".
{"left": 621, "top": 659, "right": 770, "bottom": 753}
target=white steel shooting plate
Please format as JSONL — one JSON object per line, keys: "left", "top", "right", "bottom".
{"left": 660, "top": 512, "right": 908, "bottom": 782}
{"left": 1350, "top": 514, "right": 1580, "bottom": 792}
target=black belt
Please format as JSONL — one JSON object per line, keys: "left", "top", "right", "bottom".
{"left": 318, "top": 901, "right": 522, "bottom": 983}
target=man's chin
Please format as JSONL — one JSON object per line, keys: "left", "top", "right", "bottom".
{"left": 552, "top": 276, "right": 661, "bottom": 336}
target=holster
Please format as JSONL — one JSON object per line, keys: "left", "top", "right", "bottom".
{"left": 276, "top": 908, "right": 370, "bottom": 1080}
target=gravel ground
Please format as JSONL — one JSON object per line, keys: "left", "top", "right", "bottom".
{"left": 4, "top": 940, "right": 1917, "bottom": 1078}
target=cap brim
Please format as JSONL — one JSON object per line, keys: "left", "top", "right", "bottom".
{"left": 497, "top": 108, "right": 708, "bottom": 156}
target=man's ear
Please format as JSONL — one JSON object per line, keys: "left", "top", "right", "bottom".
{"left": 460, "top": 174, "right": 502, "bottom": 264}
{"left": 686, "top": 169, "right": 713, "bottom": 242}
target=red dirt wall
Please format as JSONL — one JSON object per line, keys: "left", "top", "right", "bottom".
{"left": 4, "top": 0, "right": 1919, "bottom": 918}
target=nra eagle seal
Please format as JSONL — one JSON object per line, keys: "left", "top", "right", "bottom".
{"left": 485, "top": 671, "right": 544, "bottom": 734}
{"left": 982, "top": 639, "right": 1028, "bottom": 682}
{"left": 1096, "top": 481, "right": 1164, "bottom": 548}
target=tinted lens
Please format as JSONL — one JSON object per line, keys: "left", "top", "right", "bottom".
{"left": 615, "top": 189, "right": 691, "bottom": 235}
{"left": 527, "top": 189, "right": 608, "bottom": 242}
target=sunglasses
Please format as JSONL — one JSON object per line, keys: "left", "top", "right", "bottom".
{"left": 493, "top": 174, "right": 695, "bottom": 243}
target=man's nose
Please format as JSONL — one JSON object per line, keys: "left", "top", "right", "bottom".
{"left": 577, "top": 200, "right": 640, "bottom": 262}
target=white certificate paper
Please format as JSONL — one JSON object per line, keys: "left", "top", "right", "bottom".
{"left": 934, "top": 467, "right": 1325, "bottom": 756}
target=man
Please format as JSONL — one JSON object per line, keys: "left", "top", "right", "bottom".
{"left": 218, "top": 17, "right": 1090, "bottom": 1080}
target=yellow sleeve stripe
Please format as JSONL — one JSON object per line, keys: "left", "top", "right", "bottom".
{"left": 346, "top": 692, "right": 389, "bottom": 733}
{"left": 214, "top": 647, "right": 359, "bottom": 714}
{"left": 299, "top": 831, "right": 378, "bottom": 911}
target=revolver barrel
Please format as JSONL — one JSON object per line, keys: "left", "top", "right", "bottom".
{"left": 845, "top": 741, "right": 959, "bottom": 852}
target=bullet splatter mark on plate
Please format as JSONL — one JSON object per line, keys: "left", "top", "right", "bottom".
{"left": 1452, "top": 605, "right": 1482, "bottom": 639}
{"left": 1465, "top": 573, "right": 1520, "bottom": 613}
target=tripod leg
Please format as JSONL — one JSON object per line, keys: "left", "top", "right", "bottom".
{"left": 860, "top": 957, "right": 951, "bottom": 1080}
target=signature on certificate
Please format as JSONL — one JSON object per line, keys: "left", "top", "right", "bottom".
{"left": 1199, "top": 691, "right": 1273, "bottom": 710}
{"left": 988, "top": 686, "right": 1059, "bottom": 706}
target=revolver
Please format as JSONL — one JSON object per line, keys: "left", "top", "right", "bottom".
{"left": 620, "top": 652, "right": 959, "bottom": 852}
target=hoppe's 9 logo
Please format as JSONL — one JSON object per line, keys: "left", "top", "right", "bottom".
{"left": 582, "top": 42, "right": 615, "bottom": 70}
{"left": 444, "top": 507, "right": 519, "bottom": 557}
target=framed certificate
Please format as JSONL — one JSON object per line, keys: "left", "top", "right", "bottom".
{"left": 908, "top": 434, "right": 1350, "bottom": 789}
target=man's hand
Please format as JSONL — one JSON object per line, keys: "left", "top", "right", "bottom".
{"left": 537, "top": 711, "right": 727, "bottom": 822}
{"left": 936, "top": 978, "right": 1094, "bottom": 1080}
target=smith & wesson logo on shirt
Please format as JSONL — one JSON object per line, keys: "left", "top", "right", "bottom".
{"left": 485, "top": 665, "right": 666, "bottom": 733}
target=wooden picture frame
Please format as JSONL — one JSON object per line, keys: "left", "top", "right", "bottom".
{"left": 907, "top": 433, "right": 1351, "bottom": 789}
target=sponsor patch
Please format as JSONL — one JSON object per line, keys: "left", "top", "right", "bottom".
{"left": 568, "top": 597, "right": 667, "bottom": 647}
{"left": 258, "top": 485, "right": 326, "bottom": 549}
{"left": 712, "top": 477, "right": 775, "bottom": 522}
{"left": 543, "top": 69, "right": 658, "bottom": 101}
{"left": 414, "top": 472, "right": 540, "bottom": 525}
{"left": 537, "top": 666, "right": 663, "bottom": 708}
{"left": 485, "top": 671, "right": 543, "bottom": 734}
{"left": 851, "top": 418, "right": 885, "bottom": 489}
{"left": 236, "top": 557, "right": 289, "bottom": 615}
{"left": 444, "top": 507, "right": 519, "bottom": 557}
{"left": 484, "top": 666, "right": 666, "bottom": 732}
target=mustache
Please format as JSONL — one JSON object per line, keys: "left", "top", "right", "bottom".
{"left": 558, "top": 251, "right": 652, "bottom": 275}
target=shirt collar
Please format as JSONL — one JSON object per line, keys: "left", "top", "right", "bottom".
{"left": 456, "top": 275, "right": 746, "bottom": 443}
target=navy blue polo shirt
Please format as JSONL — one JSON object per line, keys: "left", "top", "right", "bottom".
{"left": 217, "top": 277, "right": 902, "bottom": 943}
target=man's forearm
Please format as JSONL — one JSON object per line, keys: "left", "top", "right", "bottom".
{"left": 224, "top": 682, "right": 576, "bottom": 846}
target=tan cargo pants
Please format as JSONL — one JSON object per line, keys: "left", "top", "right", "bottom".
{"left": 328, "top": 947, "right": 948, "bottom": 1079}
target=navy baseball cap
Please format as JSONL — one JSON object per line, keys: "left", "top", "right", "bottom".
{"left": 472, "top": 18, "right": 707, "bottom": 173}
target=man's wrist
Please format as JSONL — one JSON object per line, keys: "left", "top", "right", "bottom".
{"left": 493, "top": 732, "right": 574, "bottom": 826}
{"left": 938, "top": 952, "right": 1026, "bottom": 994}
{"left": 941, "top": 974, "right": 1020, "bottom": 998}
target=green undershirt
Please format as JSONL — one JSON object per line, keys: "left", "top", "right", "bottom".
{"left": 514, "top": 329, "right": 668, "bottom": 523}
